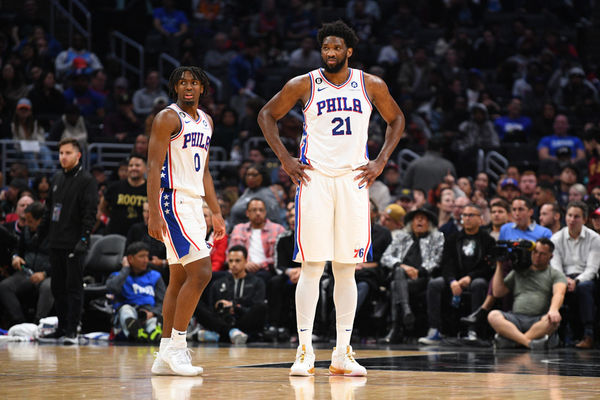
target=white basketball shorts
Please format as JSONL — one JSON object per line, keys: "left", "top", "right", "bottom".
{"left": 293, "top": 169, "right": 371, "bottom": 263}
{"left": 159, "top": 188, "right": 211, "bottom": 266}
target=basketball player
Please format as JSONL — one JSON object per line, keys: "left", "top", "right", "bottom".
{"left": 258, "top": 21, "right": 404, "bottom": 376}
{"left": 147, "top": 66, "right": 225, "bottom": 376}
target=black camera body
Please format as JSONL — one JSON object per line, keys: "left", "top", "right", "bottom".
{"left": 491, "top": 240, "right": 534, "bottom": 272}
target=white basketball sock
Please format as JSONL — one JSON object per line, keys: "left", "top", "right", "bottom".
{"left": 296, "top": 261, "right": 325, "bottom": 353}
{"left": 169, "top": 328, "right": 187, "bottom": 348}
{"left": 332, "top": 261, "right": 357, "bottom": 352}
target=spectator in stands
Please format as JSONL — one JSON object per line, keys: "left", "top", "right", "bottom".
{"left": 104, "top": 77, "right": 129, "bottom": 114}
{"left": 102, "top": 93, "right": 143, "bottom": 143}
{"left": 228, "top": 39, "right": 263, "bottom": 115}
{"left": 380, "top": 208, "right": 444, "bottom": 344}
{"left": 396, "top": 188, "right": 416, "bottom": 213}
{"left": 0, "top": 201, "right": 52, "bottom": 328}
{"left": 537, "top": 114, "right": 585, "bottom": 164}
{"left": 550, "top": 201, "right": 600, "bottom": 349}
{"left": 288, "top": 36, "right": 321, "bottom": 72}
{"left": 27, "top": 70, "right": 65, "bottom": 128}
{"left": 101, "top": 154, "right": 147, "bottom": 236}
{"left": 397, "top": 47, "right": 436, "bottom": 103}
{"left": 534, "top": 181, "right": 558, "bottom": 212}
{"left": 144, "top": 96, "right": 168, "bottom": 136}
{"left": 0, "top": 179, "right": 29, "bottom": 223}
{"left": 1, "top": 63, "right": 29, "bottom": 106}
{"left": 48, "top": 104, "right": 90, "bottom": 147}
{"left": 591, "top": 185, "right": 600, "bottom": 202}
{"left": 63, "top": 71, "right": 105, "bottom": 120}
{"left": 3, "top": 193, "right": 34, "bottom": 235}
{"left": 203, "top": 32, "right": 238, "bottom": 75}
{"left": 210, "top": 107, "right": 238, "bottom": 154}
{"left": 229, "top": 163, "right": 283, "bottom": 228}
{"left": 532, "top": 101, "right": 558, "bottom": 141}
{"left": 437, "top": 188, "right": 455, "bottom": 229}
{"left": 568, "top": 183, "right": 587, "bottom": 203}
{"left": 132, "top": 134, "right": 149, "bottom": 159}
{"left": 132, "top": 70, "right": 168, "bottom": 116}
{"left": 379, "top": 204, "right": 405, "bottom": 232}
{"left": 283, "top": 0, "right": 315, "bottom": 41}
{"left": 519, "top": 171, "right": 537, "bottom": 202}
{"left": 32, "top": 173, "right": 49, "bottom": 204}
{"left": 499, "top": 197, "right": 552, "bottom": 242}
{"left": 539, "top": 202, "right": 563, "bottom": 234}
{"left": 195, "top": 245, "right": 267, "bottom": 344}
{"left": 554, "top": 67, "right": 599, "bottom": 116}
{"left": 54, "top": 33, "right": 103, "bottom": 80}
{"left": 556, "top": 164, "right": 579, "bottom": 208}
{"left": 107, "top": 241, "right": 165, "bottom": 342}
{"left": 89, "top": 70, "right": 108, "bottom": 99}
{"left": 497, "top": 178, "right": 521, "bottom": 203}
{"left": 457, "top": 178, "right": 473, "bottom": 199}
{"left": 488, "top": 238, "right": 566, "bottom": 350}
{"left": 488, "top": 200, "right": 511, "bottom": 240}
{"left": 229, "top": 198, "right": 285, "bottom": 283}
{"left": 473, "top": 172, "right": 490, "bottom": 197}
{"left": 440, "top": 196, "right": 469, "bottom": 237}
{"left": 420, "top": 203, "right": 495, "bottom": 344}
{"left": 10, "top": 98, "right": 53, "bottom": 170}
{"left": 494, "top": 98, "right": 532, "bottom": 142}
{"left": 403, "top": 137, "right": 456, "bottom": 194}
{"left": 151, "top": 0, "right": 189, "bottom": 55}
{"left": 37, "top": 138, "right": 98, "bottom": 344}
{"left": 204, "top": 204, "right": 227, "bottom": 272}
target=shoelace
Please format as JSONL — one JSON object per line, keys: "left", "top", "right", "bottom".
{"left": 171, "top": 347, "right": 194, "bottom": 365}
{"left": 296, "top": 350, "right": 306, "bottom": 363}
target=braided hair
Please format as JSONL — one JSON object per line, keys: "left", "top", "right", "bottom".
{"left": 168, "top": 66, "right": 210, "bottom": 100}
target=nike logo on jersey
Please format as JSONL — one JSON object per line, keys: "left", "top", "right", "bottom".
{"left": 299, "top": 329, "right": 308, "bottom": 332}
{"left": 317, "top": 87, "right": 327, "bottom": 92}
{"left": 184, "top": 120, "right": 191, "bottom": 124}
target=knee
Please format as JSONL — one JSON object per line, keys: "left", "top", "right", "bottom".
{"left": 471, "top": 278, "right": 488, "bottom": 290}
{"left": 428, "top": 277, "right": 445, "bottom": 291}
{"left": 393, "top": 268, "right": 407, "bottom": 280}
{"left": 576, "top": 280, "right": 595, "bottom": 294}
{"left": 487, "top": 310, "right": 503, "bottom": 325}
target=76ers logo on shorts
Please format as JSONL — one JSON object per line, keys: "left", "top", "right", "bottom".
{"left": 353, "top": 248, "right": 365, "bottom": 258}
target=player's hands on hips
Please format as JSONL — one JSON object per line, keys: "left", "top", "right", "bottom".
{"left": 212, "top": 214, "right": 226, "bottom": 240}
{"left": 354, "top": 159, "right": 385, "bottom": 189}
{"left": 148, "top": 213, "right": 167, "bottom": 242}
{"left": 282, "top": 155, "right": 313, "bottom": 185}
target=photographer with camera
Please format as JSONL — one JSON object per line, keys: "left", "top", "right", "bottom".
{"left": 488, "top": 238, "right": 567, "bottom": 350}
{"left": 194, "top": 245, "right": 267, "bottom": 344}
{"left": 550, "top": 201, "right": 600, "bottom": 349}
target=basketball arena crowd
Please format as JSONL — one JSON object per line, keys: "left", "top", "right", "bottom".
{"left": 1, "top": 0, "right": 600, "bottom": 350}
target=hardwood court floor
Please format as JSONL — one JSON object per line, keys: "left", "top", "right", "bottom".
{"left": 1, "top": 342, "right": 600, "bottom": 399}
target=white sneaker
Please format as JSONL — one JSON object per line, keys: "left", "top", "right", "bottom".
{"left": 152, "top": 350, "right": 204, "bottom": 375}
{"left": 329, "top": 346, "right": 367, "bottom": 376}
{"left": 289, "top": 344, "right": 316, "bottom": 376}
{"left": 161, "top": 347, "right": 203, "bottom": 376}
{"left": 229, "top": 328, "right": 248, "bottom": 345}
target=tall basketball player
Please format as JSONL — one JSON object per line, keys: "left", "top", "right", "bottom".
{"left": 258, "top": 21, "right": 405, "bottom": 376}
{"left": 147, "top": 66, "right": 225, "bottom": 376}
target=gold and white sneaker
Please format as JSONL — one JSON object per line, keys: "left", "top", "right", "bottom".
{"left": 328, "top": 346, "right": 367, "bottom": 376}
{"left": 289, "top": 344, "right": 316, "bottom": 376}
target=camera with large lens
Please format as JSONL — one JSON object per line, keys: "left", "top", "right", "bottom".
{"left": 491, "top": 240, "right": 535, "bottom": 272}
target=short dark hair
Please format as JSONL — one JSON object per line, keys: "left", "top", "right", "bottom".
{"left": 126, "top": 241, "right": 150, "bottom": 256}
{"left": 24, "top": 201, "right": 44, "bottom": 220}
{"left": 246, "top": 197, "right": 266, "bottom": 210}
{"left": 537, "top": 180, "right": 556, "bottom": 195}
{"left": 512, "top": 196, "right": 533, "bottom": 210}
{"left": 491, "top": 199, "right": 511, "bottom": 213}
{"left": 168, "top": 66, "right": 210, "bottom": 99}
{"left": 317, "top": 20, "right": 359, "bottom": 49}
{"left": 541, "top": 202, "right": 562, "bottom": 216}
{"left": 228, "top": 244, "right": 248, "bottom": 259}
{"left": 58, "top": 137, "right": 81, "bottom": 152}
{"left": 536, "top": 237, "right": 555, "bottom": 253}
{"left": 567, "top": 200, "right": 589, "bottom": 219}
{"left": 128, "top": 153, "right": 147, "bottom": 164}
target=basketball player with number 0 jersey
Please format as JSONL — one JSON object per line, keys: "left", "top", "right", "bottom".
{"left": 259, "top": 21, "right": 405, "bottom": 376}
{"left": 147, "top": 66, "right": 225, "bottom": 376}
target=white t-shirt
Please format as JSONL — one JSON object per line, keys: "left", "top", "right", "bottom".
{"left": 248, "top": 228, "right": 266, "bottom": 264}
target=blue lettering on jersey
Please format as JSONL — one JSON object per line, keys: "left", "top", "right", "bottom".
{"left": 316, "top": 97, "right": 363, "bottom": 116}
{"left": 182, "top": 132, "right": 211, "bottom": 150}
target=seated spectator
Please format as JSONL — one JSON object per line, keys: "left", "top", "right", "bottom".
{"left": 437, "top": 188, "right": 455, "bottom": 228}
{"left": 106, "top": 242, "right": 165, "bottom": 342}
{"left": 488, "top": 200, "right": 511, "bottom": 240}
{"left": 379, "top": 204, "right": 405, "bottom": 232}
{"left": 499, "top": 197, "right": 552, "bottom": 242}
{"left": 568, "top": 183, "right": 587, "bottom": 203}
{"left": 457, "top": 178, "right": 473, "bottom": 200}
{"left": 534, "top": 181, "right": 558, "bottom": 214}
{"left": 150, "top": 0, "right": 189, "bottom": 55}
{"left": 203, "top": 32, "right": 237, "bottom": 75}
{"left": 100, "top": 154, "right": 147, "bottom": 236}
{"left": 102, "top": 94, "right": 143, "bottom": 143}
{"left": 554, "top": 67, "right": 599, "bottom": 117}
{"left": 537, "top": 114, "right": 585, "bottom": 164}
{"left": 288, "top": 37, "right": 321, "bottom": 72}
{"left": 229, "top": 164, "right": 283, "bottom": 228}
{"left": 1, "top": 63, "right": 29, "bottom": 106}
{"left": 144, "top": 97, "right": 168, "bottom": 136}
{"left": 519, "top": 171, "right": 538, "bottom": 202}
{"left": 556, "top": 164, "right": 579, "bottom": 208}
{"left": 419, "top": 203, "right": 495, "bottom": 344}
{"left": 550, "top": 201, "right": 600, "bottom": 349}
{"left": 497, "top": 178, "right": 521, "bottom": 203}
{"left": 63, "top": 71, "right": 105, "bottom": 120}
{"left": 539, "top": 202, "right": 563, "bottom": 234}
{"left": 3, "top": 193, "right": 34, "bottom": 233}
{"left": 395, "top": 188, "right": 415, "bottom": 213}
{"left": 48, "top": 104, "right": 90, "bottom": 147}
{"left": 440, "top": 196, "right": 470, "bottom": 237}
{"left": 54, "top": 33, "right": 103, "bottom": 80}
{"left": 403, "top": 137, "right": 456, "bottom": 194}
{"left": 0, "top": 202, "right": 52, "bottom": 327}
{"left": 229, "top": 198, "right": 285, "bottom": 283}
{"left": 10, "top": 98, "right": 53, "bottom": 170}
{"left": 194, "top": 245, "right": 267, "bottom": 344}
{"left": 380, "top": 208, "right": 444, "bottom": 344}
{"left": 203, "top": 204, "right": 227, "bottom": 272}
{"left": 132, "top": 70, "right": 168, "bottom": 116}
{"left": 27, "top": 70, "right": 65, "bottom": 129}
{"left": 494, "top": 98, "right": 532, "bottom": 142}
{"left": 488, "top": 238, "right": 566, "bottom": 350}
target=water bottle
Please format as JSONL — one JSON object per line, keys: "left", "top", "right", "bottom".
{"left": 451, "top": 295, "right": 461, "bottom": 309}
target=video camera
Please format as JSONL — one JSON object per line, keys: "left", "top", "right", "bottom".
{"left": 491, "top": 240, "right": 535, "bottom": 271}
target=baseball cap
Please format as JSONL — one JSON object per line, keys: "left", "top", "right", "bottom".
{"left": 569, "top": 67, "right": 585, "bottom": 77}
{"left": 384, "top": 204, "right": 406, "bottom": 223}
{"left": 16, "top": 98, "right": 32, "bottom": 110}
{"left": 500, "top": 177, "right": 519, "bottom": 189}
{"left": 397, "top": 188, "right": 413, "bottom": 200}
{"left": 593, "top": 207, "right": 600, "bottom": 218}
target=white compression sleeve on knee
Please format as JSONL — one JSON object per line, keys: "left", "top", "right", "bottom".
{"left": 295, "top": 261, "right": 325, "bottom": 352}
{"left": 332, "top": 261, "right": 357, "bottom": 351}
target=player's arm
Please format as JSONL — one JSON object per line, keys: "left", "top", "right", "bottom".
{"left": 147, "top": 108, "right": 179, "bottom": 241}
{"left": 258, "top": 75, "right": 313, "bottom": 184}
{"left": 355, "top": 73, "right": 405, "bottom": 188}
{"left": 203, "top": 115, "right": 225, "bottom": 240}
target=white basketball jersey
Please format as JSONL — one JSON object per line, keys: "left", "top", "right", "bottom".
{"left": 160, "top": 104, "right": 212, "bottom": 195}
{"left": 300, "top": 68, "right": 372, "bottom": 176}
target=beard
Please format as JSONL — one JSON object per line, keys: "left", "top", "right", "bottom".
{"left": 322, "top": 54, "right": 347, "bottom": 73}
